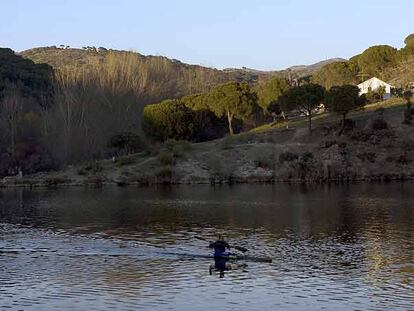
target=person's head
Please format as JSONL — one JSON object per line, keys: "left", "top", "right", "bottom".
{"left": 217, "top": 234, "right": 224, "bottom": 241}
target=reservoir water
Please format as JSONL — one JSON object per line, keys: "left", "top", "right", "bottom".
{"left": 1, "top": 183, "right": 413, "bottom": 310}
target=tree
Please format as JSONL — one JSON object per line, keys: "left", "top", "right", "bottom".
{"left": 403, "top": 33, "right": 414, "bottom": 54}
{"left": 142, "top": 99, "right": 195, "bottom": 141}
{"left": 108, "top": 132, "right": 143, "bottom": 155}
{"left": 324, "top": 84, "right": 366, "bottom": 133}
{"left": 377, "top": 85, "right": 386, "bottom": 100}
{"left": 206, "top": 82, "right": 257, "bottom": 135}
{"left": 0, "top": 83, "right": 23, "bottom": 165}
{"left": 255, "top": 77, "right": 290, "bottom": 114}
{"left": 312, "top": 61, "right": 360, "bottom": 89}
{"left": 357, "top": 45, "right": 398, "bottom": 77}
{"left": 404, "top": 33, "right": 414, "bottom": 46}
{"left": 278, "top": 83, "right": 326, "bottom": 133}
{"left": 267, "top": 100, "right": 282, "bottom": 121}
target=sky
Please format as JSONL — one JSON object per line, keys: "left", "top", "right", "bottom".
{"left": 1, "top": 0, "right": 413, "bottom": 70}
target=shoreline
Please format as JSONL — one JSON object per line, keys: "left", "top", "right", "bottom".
{"left": 2, "top": 174, "right": 413, "bottom": 189}
{"left": 2, "top": 102, "right": 413, "bottom": 190}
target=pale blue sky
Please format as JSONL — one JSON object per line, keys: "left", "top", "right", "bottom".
{"left": 1, "top": 0, "right": 413, "bottom": 70}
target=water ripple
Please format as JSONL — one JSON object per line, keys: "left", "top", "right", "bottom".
{"left": 1, "top": 184, "right": 414, "bottom": 310}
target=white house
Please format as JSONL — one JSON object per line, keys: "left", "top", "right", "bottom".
{"left": 357, "top": 77, "right": 394, "bottom": 99}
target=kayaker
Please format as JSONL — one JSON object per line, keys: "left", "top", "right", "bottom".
{"left": 209, "top": 234, "right": 231, "bottom": 258}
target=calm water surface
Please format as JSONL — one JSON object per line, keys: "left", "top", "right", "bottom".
{"left": 0, "top": 184, "right": 413, "bottom": 310}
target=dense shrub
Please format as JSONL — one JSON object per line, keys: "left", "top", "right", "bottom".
{"left": 279, "top": 151, "right": 299, "bottom": 163}
{"left": 115, "top": 155, "right": 137, "bottom": 167}
{"left": 108, "top": 132, "right": 144, "bottom": 155}
{"left": 357, "top": 152, "right": 376, "bottom": 163}
{"left": 155, "top": 166, "right": 173, "bottom": 179}
{"left": 371, "top": 118, "right": 388, "bottom": 130}
{"left": 158, "top": 152, "right": 174, "bottom": 165}
{"left": 44, "top": 176, "right": 69, "bottom": 187}
{"left": 143, "top": 100, "right": 195, "bottom": 141}
{"left": 206, "top": 155, "right": 235, "bottom": 182}
{"left": 170, "top": 140, "right": 191, "bottom": 158}
{"left": 252, "top": 145, "right": 275, "bottom": 169}
{"left": 301, "top": 151, "right": 314, "bottom": 162}
{"left": 78, "top": 160, "right": 103, "bottom": 174}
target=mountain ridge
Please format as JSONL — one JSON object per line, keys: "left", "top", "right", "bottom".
{"left": 20, "top": 46, "right": 345, "bottom": 81}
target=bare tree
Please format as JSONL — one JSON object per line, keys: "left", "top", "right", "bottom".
{"left": 0, "top": 83, "right": 23, "bottom": 165}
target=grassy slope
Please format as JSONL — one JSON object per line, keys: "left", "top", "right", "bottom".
{"left": 387, "top": 56, "right": 414, "bottom": 86}
{"left": 252, "top": 97, "right": 406, "bottom": 133}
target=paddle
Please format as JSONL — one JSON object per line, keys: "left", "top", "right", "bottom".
{"left": 194, "top": 236, "right": 248, "bottom": 253}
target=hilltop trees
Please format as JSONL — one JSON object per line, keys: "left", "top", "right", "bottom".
{"left": 255, "top": 77, "right": 290, "bottom": 114}
{"left": 206, "top": 82, "right": 258, "bottom": 135}
{"left": 402, "top": 33, "right": 414, "bottom": 55}
{"left": 324, "top": 85, "right": 366, "bottom": 133}
{"left": 278, "top": 83, "right": 326, "bottom": 133}
{"left": 312, "top": 61, "right": 360, "bottom": 89}
{"left": 312, "top": 34, "right": 414, "bottom": 89}
{"left": 355, "top": 45, "right": 398, "bottom": 78}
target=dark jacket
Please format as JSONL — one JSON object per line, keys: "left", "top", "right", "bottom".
{"left": 209, "top": 240, "right": 230, "bottom": 255}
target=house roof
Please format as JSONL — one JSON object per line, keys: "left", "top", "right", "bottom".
{"left": 357, "top": 77, "right": 394, "bottom": 88}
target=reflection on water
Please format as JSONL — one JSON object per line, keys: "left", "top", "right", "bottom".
{"left": 0, "top": 183, "right": 413, "bottom": 310}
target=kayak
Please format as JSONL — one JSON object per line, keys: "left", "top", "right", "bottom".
{"left": 215, "top": 253, "right": 272, "bottom": 263}
{"left": 162, "top": 251, "right": 272, "bottom": 263}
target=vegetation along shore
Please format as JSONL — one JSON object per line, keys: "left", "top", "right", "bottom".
{"left": 1, "top": 34, "right": 414, "bottom": 187}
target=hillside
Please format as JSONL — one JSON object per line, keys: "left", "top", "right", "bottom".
{"left": 223, "top": 57, "right": 346, "bottom": 78}
{"left": 284, "top": 58, "right": 347, "bottom": 76}
{"left": 312, "top": 34, "right": 414, "bottom": 88}
{"left": 21, "top": 47, "right": 258, "bottom": 104}
{"left": 2, "top": 34, "right": 414, "bottom": 180}
{"left": 2, "top": 97, "right": 413, "bottom": 187}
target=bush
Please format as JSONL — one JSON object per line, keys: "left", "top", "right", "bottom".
{"left": 401, "top": 138, "right": 414, "bottom": 151}
{"left": 279, "top": 151, "right": 299, "bottom": 163}
{"left": 350, "top": 130, "right": 372, "bottom": 142}
{"left": 116, "top": 156, "right": 136, "bottom": 167}
{"left": 357, "top": 152, "right": 376, "bottom": 163}
{"left": 44, "top": 176, "right": 69, "bottom": 187}
{"left": 206, "top": 155, "right": 235, "bottom": 182}
{"left": 397, "top": 153, "right": 413, "bottom": 164}
{"left": 155, "top": 166, "right": 172, "bottom": 179}
{"left": 142, "top": 99, "right": 196, "bottom": 141}
{"left": 375, "top": 107, "right": 385, "bottom": 117}
{"left": 158, "top": 152, "right": 174, "bottom": 165}
{"left": 108, "top": 132, "right": 144, "bottom": 155}
{"left": 403, "top": 109, "right": 413, "bottom": 124}
{"left": 78, "top": 161, "right": 103, "bottom": 174}
{"left": 219, "top": 136, "right": 236, "bottom": 150}
{"left": 321, "top": 140, "right": 337, "bottom": 148}
{"left": 165, "top": 140, "right": 191, "bottom": 158}
{"left": 252, "top": 146, "right": 275, "bottom": 169}
{"left": 85, "top": 175, "right": 105, "bottom": 187}
{"left": 371, "top": 118, "right": 388, "bottom": 130}
{"left": 301, "top": 151, "right": 314, "bottom": 162}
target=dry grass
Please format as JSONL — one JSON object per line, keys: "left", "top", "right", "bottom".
{"left": 251, "top": 97, "right": 405, "bottom": 134}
